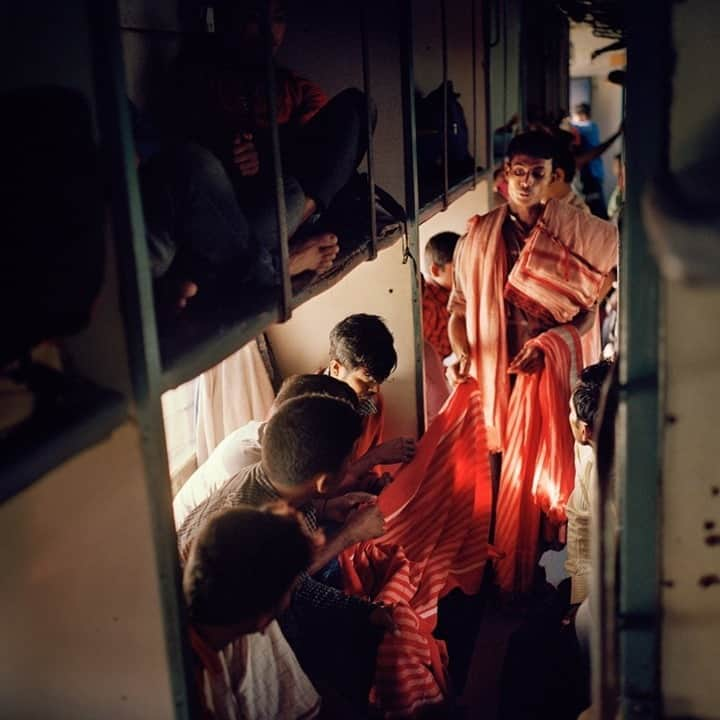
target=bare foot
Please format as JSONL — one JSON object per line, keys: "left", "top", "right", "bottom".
{"left": 177, "top": 281, "right": 198, "bottom": 309}
{"left": 288, "top": 233, "right": 339, "bottom": 276}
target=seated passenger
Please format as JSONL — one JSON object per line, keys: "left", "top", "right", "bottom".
{"left": 172, "top": 373, "right": 359, "bottom": 528}
{"left": 421, "top": 232, "right": 459, "bottom": 423}
{"left": 184, "top": 504, "right": 322, "bottom": 719}
{"left": 326, "top": 314, "right": 416, "bottom": 488}
{"left": 178, "top": 393, "right": 393, "bottom": 712}
{"left": 131, "top": 103, "right": 337, "bottom": 318}
{"left": 163, "top": 0, "right": 373, "bottom": 284}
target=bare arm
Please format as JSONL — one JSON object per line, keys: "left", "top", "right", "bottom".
{"left": 447, "top": 310, "right": 471, "bottom": 385}
{"left": 575, "top": 126, "right": 623, "bottom": 171}
{"left": 308, "top": 498, "right": 385, "bottom": 574}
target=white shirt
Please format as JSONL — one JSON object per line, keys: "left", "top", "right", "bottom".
{"left": 200, "top": 621, "right": 321, "bottom": 720}
{"left": 564, "top": 442, "right": 595, "bottom": 604}
{"left": 173, "top": 420, "right": 264, "bottom": 528}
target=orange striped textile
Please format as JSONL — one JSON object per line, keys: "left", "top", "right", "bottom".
{"left": 339, "top": 380, "right": 492, "bottom": 717}
{"left": 494, "top": 325, "right": 583, "bottom": 594}
{"left": 449, "top": 199, "right": 617, "bottom": 452}
{"left": 505, "top": 200, "right": 618, "bottom": 325}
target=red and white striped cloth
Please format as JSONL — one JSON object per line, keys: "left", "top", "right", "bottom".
{"left": 494, "top": 325, "right": 583, "bottom": 594}
{"left": 339, "top": 380, "right": 492, "bottom": 718}
{"left": 505, "top": 199, "right": 618, "bottom": 325}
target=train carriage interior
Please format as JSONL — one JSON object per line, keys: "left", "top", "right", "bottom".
{"left": 2, "top": 0, "right": 720, "bottom": 718}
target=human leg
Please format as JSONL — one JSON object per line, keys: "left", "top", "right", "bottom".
{"left": 140, "top": 143, "right": 275, "bottom": 286}
{"left": 285, "top": 88, "right": 372, "bottom": 211}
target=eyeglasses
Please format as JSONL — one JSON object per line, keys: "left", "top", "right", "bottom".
{"left": 508, "top": 165, "right": 548, "bottom": 181}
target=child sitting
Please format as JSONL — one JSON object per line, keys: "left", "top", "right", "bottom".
{"left": 184, "top": 504, "right": 321, "bottom": 719}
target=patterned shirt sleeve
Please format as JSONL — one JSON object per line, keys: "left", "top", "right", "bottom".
{"left": 293, "top": 574, "right": 374, "bottom": 619}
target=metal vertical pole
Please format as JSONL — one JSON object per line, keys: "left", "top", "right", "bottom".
{"left": 85, "top": 1, "right": 195, "bottom": 717}
{"left": 399, "top": 0, "right": 425, "bottom": 438}
{"left": 440, "top": 0, "right": 449, "bottom": 209}
{"left": 360, "top": 1, "right": 378, "bottom": 260}
{"left": 471, "top": 0, "right": 478, "bottom": 187}
{"left": 615, "top": 2, "right": 671, "bottom": 718}
{"left": 260, "top": 0, "right": 291, "bottom": 321}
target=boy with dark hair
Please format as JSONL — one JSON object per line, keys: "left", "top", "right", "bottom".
{"left": 185, "top": 504, "right": 323, "bottom": 719}
{"left": 327, "top": 313, "right": 416, "bottom": 471}
{"left": 421, "top": 232, "right": 460, "bottom": 423}
{"left": 565, "top": 359, "right": 614, "bottom": 605}
{"left": 173, "top": 372, "right": 359, "bottom": 527}
{"left": 422, "top": 232, "right": 460, "bottom": 360}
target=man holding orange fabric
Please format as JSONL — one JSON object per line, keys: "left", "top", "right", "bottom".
{"left": 447, "top": 131, "right": 617, "bottom": 593}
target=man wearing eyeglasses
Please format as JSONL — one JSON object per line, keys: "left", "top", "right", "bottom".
{"left": 446, "top": 130, "right": 618, "bottom": 594}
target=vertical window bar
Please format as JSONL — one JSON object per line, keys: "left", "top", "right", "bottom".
{"left": 260, "top": 0, "right": 291, "bottom": 322}
{"left": 483, "top": 0, "right": 494, "bottom": 207}
{"left": 360, "top": 1, "right": 378, "bottom": 261}
{"left": 85, "top": 1, "right": 196, "bottom": 717}
{"left": 440, "top": 0, "right": 449, "bottom": 209}
{"left": 471, "top": 0, "right": 478, "bottom": 187}
{"left": 399, "top": 0, "right": 425, "bottom": 438}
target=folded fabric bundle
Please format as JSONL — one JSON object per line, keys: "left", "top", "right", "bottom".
{"left": 505, "top": 200, "right": 618, "bottom": 324}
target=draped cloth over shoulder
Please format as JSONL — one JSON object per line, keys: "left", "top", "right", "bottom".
{"left": 339, "top": 381, "right": 492, "bottom": 718}
{"left": 450, "top": 199, "right": 617, "bottom": 594}
{"left": 494, "top": 326, "right": 583, "bottom": 594}
{"left": 450, "top": 199, "right": 617, "bottom": 453}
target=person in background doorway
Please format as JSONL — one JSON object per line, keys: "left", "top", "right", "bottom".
{"left": 572, "top": 102, "right": 608, "bottom": 218}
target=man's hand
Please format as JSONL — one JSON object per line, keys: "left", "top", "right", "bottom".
{"left": 446, "top": 353, "right": 470, "bottom": 386}
{"left": 508, "top": 344, "right": 545, "bottom": 375}
{"left": 366, "top": 437, "right": 416, "bottom": 466}
{"left": 324, "top": 492, "right": 377, "bottom": 523}
{"left": 357, "top": 471, "right": 393, "bottom": 494}
{"left": 345, "top": 502, "right": 385, "bottom": 543}
{"left": 369, "top": 602, "right": 398, "bottom": 634}
{"left": 232, "top": 133, "right": 260, "bottom": 176}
